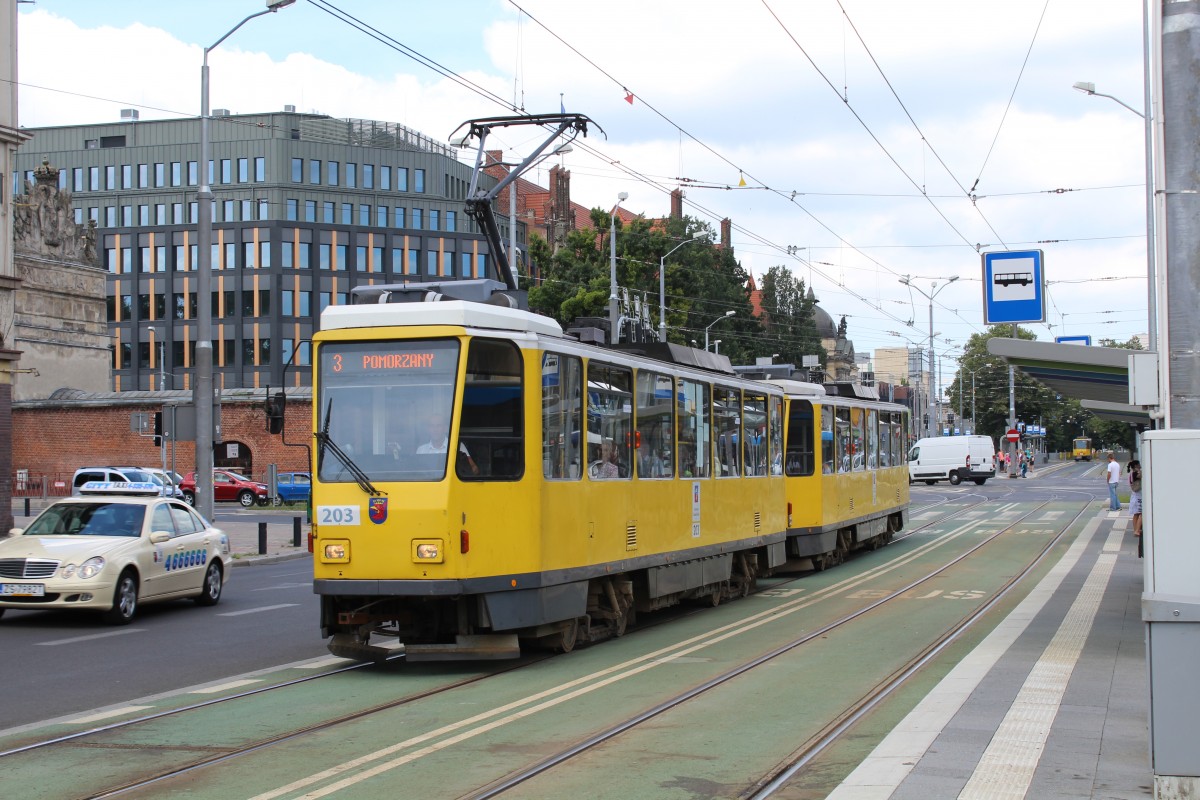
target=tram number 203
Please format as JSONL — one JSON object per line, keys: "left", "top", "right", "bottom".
{"left": 317, "top": 506, "right": 360, "bottom": 526}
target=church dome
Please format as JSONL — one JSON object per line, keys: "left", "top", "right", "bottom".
{"left": 809, "top": 287, "right": 837, "bottom": 339}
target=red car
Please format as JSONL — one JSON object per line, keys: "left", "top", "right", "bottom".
{"left": 180, "top": 470, "right": 269, "bottom": 508}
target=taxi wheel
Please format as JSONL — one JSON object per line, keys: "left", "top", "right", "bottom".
{"left": 238, "top": 490, "right": 255, "bottom": 508}
{"left": 195, "top": 561, "right": 224, "bottom": 606}
{"left": 102, "top": 571, "right": 138, "bottom": 625}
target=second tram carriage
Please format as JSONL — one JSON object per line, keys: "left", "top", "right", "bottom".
{"left": 310, "top": 296, "right": 909, "bottom": 660}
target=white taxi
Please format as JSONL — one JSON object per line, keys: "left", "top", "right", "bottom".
{"left": 0, "top": 482, "right": 232, "bottom": 624}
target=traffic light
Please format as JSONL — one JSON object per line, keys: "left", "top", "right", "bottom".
{"left": 266, "top": 391, "right": 286, "bottom": 434}
{"left": 152, "top": 411, "right": 163, "bottom": 447}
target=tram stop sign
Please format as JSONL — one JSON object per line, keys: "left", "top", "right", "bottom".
{"left": 1006, "top": 428, "right": 1021, "bottom": 442}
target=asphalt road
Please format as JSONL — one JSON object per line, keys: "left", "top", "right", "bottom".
{"left": 0, "top": 558, "right": 325, "bottom": 729}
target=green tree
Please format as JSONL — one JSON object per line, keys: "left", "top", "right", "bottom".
{"left": 758, "top": 265, "right": 826, "bottom": 368}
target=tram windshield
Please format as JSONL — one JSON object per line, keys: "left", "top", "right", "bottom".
{"left": 317, "top": 339, "right": 460, "bottom": 483}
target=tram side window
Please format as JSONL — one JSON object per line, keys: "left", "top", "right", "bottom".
{"left": 678, "top": 378, "right": 711, "bottom": 478}
{"left": 786, "top": 399, "right": 815, "bottom": 476}
{"left": 743, "top": 393, "right": 768, "bottom": 476}
{"left": 867, "top": 409, "right": 879, "bottom": 469}
{"left": 635, "top": 370, "right": 674, "bottom": 478}
{"left": 895, "top": 413, "right": 907, "bottom": 464}
{"left": 458, "top": 339, "right": 524, "bottom": 480}
{"left": 836, "top": 407, "right": 852, "bottom": 473}
{"left": 769, "top": 396, "right": 783, "bottom": 475}
{"left": 821, "top": 405, "right": 835, "bottom": 474}
{"left": 542, "top": 353, "right": 583, "bottom": 480}
{"left": 879, "top": 412, "right": 892, "bottom": 467}
{"left": 715, "top": 387, "right": 741, "bottom": 477}
{"left": 850, "top": 407, "right": 866, "bottom": 471}
{"left": 587, "top": 362, "right": 632, "bottom": 479}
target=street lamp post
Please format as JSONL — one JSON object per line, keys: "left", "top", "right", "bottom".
{"left": 196, "top": 0, "right": 294, "bottom": 520}
{"left": 704, "top": 310, "right": 736, "bottom": 351}
{"left": 1073, "top": 80, "right": 1156, "bottom": 354}
{"left": 712, "top": 340, "right": 722, "bottom": 354}
{"left": 608, "top": 192, "right": 628, "bottom": 345}
{"left": 899, "top": 275, "right": 958, "bottom": 437}
{"left": 659, "top": 231, "right": 708, "bottom": 343}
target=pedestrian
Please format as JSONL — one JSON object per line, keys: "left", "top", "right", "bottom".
{"left": 1103, "top": 452, "right": 1121, "bottom": 510}
{"left": 1019, "top": 449, "right": 1028, "bottom": 478}
{"left": 1127, "top": 459, "right": 1142, "bottom": 539}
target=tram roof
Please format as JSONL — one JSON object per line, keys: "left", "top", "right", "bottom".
{"left": 985, "top": 337, "right": 1154, "bottom": 423}
{"left": 320, "top": 301, "right": 565, "bottom": 338}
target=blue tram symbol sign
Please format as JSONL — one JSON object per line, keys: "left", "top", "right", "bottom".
{"left": 982, "top": 250, "right": 1045, "bottom": 325}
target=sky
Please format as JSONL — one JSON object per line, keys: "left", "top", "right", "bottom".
{"left": 14, "top": 0, "right": 1152, "bottom": 372}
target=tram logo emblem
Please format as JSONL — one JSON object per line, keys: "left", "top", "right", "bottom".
{"left": 368, "top": 497, "right": 388, "bottom": 524}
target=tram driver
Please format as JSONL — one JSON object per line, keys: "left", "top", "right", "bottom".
{"left": 416, "top": 411, "right": 480, "bottom": 475}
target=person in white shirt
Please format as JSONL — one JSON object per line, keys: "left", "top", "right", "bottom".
{"left": 1103, "top": 452, "right": 1121, "bottom": 510}
{"left": 415, "top": 412, "right": 479, "bottom": 475}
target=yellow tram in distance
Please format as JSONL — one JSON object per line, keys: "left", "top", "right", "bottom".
{"left": 1072, "top": 437, "right": 1093, "bottom": 461}
{"left": 769, "top": 380, "right": 910, "bottom": 570}
{"left": 311, "top": 294, "right": 793, "bottom": 660}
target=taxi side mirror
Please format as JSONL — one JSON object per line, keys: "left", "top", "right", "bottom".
{"left": 150, "top": 531, "right": 171, "bottom": 544}
{"left": 7, "top": 527, "right": 22, "bottom": 537}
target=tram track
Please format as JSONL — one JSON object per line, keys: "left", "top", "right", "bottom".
{"left": 3, "top": 492, "right": 1063, "bottom": 799}
{"left": 460, "top": 495, "right": 1094, "bottom": 799}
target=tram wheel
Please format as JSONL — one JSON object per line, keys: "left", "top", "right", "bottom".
{"left": 811, "top": 554, "right": 827, "bottom": 572}
{"left": 555, "top": 618, "right": 579, "bottom": 653}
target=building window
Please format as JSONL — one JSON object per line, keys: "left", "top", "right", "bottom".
{"left": 172, "top": 203, "right": 184, "bottom": 224}
{"left": 281, "top": 243, "right": 293, "bottom": 269}
{"left": 72, "top": 167, "right": 84, "bottom": 192}
{"left": 446, "top": 210, "right": 456, "bottom": 232}
{"left": 188, "top": 161, "right": 198, "bottom": 185}
{"left": 309, "top": 159, "right": 320, "bottom": 185}
{"left": 393, "top": 207, "right": 405, "bottom": 228}
{"left": 208, "top": 160, "right": 215, "bottom": 184}
{"left": 319, "top": 243, "right": 331, "bottom": 269}
{"left": 189, "top": 202, "right": 198, "bottom": 223}
{"left": 245, "top": 241, "right": 257, "bottom": 269}
{"left": 340, "top": 203, "right": 351, "bottom": 225}
{"left": 105, "top": 165, "right": 116, "bottom": 190}
{"left": 407, "top": 249, "right": 418, "bottom": 274}
{"left": 122, "top": 205, "right": 132, "bottom": 226}
{"left": 376, "top": 206, "right": 388, "bottom": 227}
{"left": 323, "top": 202, "right": 334, "bottom": 224}
{"left": 305, "top": 200, "right": 316, "bottom": 222}
{"left": 336, "top": 244, "right": 347, "bottom": 269}
{"left": 346, "top": 163, "right": 356, "bottom": 188}
{"left": 74, "top": 208, "right": 83, "bottom": 224}
{"left": 237, "top": 158, "right": 249, "bottom": 182}
{"left": 414, "top": 169, "right": 425, "bottom": 193}
{"left": 359, "top": 204, "right": 370, "bottom": 226}
{"left": 259, "top": 199, "right": 270, "bottom": 221}
{"left": 122, "top": 164, "right": 132, "bottom": 189}
{"left": 291, "top": 158, "right": 302, "bottom": 182}
{"left": 380, "top": 167, "right": 391, "bottom": 191}
{"left": 412, "top": 208, "right": 422, "bottom": 230}
{"left": 298, "top": 241, "right": 310, "bottom": 269}
{"left": 138, "top": 164, "right": 149, "bottom": 188}
{"left": 396, "top": 167, "right": 408, "bottom": 192}
{"left": 327, "top": 161, "right": 338, "bottom": 186}
{"left": 460, "top": 252, "right": 472, "bottom": 277}
{"left": 363, "top": 164, "right": 374, "bottom": 189}
{"left": 154, "top": 163, "right": 165, "bottom": 187}
{"left": 242, "top": 199, "right": 253, "bottom": 220}
{"left": 259, "top": 240, "right": 271, "bottom": 269}
{"left": 104, "top": 207, "right": 117, "bottom": 227}
{"left": 156, "top": 204, "right": 167, "bottom": 225}
{"left": 139, "top": 205, "right": 149, "bottom": 225}
{"left": 171, "top": 162, "right": 182, "bottom": 186}
{"left": 254, "top": 156, "right": 265, "bottom": 181}
{"left": 223, "top": 199, "right": 235, "bottom": 221}
{"left": 429, "top": 210, "right": 439, "bottom": 232}
{"left": 286, "top": 199, "right": 298, "bottom": 221}
{"left": 356, "top": 245, "right": 367, "bottom": 272}
{"left": 427, "top": 250, "right": 438, "bottom": 276}
{"left": 89, "top": 166, "right": 100, "bottom": 191}
{"left": 220, "top": 159, "right": 232, "bottom": 184}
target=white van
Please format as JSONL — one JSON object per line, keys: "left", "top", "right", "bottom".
{"left": 908, "top": 435, "right": 996, "bottom": 485}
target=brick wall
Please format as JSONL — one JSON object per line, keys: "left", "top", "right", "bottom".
{"left": 12, "top": 401, "right": 311, "bottom": 491}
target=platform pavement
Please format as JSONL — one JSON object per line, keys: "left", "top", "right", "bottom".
{"left": 9, "top": 499, "right": 312, "bottom": 567}
{"left": 829, "top": 507, "right": 1150, "bottom": 800}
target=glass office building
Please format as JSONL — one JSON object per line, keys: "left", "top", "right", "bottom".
{"left": 14, "top": 109, "right": 502, "bottom": 392}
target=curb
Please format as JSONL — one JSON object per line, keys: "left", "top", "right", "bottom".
{"left": 230, "top": 551, "right": 312, "bottom": 567}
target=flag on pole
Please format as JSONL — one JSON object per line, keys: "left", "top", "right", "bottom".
{"left": 560, "top": 93, "right": 565, "bottom": 114}
{"left": 624, "top": 91, "right": 634, "bottom": 105}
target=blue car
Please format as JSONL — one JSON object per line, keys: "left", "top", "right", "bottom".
{"left": 274, "top": 472, "right": 311, "bottom": 505}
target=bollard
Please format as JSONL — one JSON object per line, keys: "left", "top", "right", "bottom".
{"left": 258, "top": 522, "right": 268, "bottom": 555}
{"left": 24, "top": 497, "right": 31, "bottom": 517}
{"left": 293, "top": 516, "right": 302, "bottom": 548}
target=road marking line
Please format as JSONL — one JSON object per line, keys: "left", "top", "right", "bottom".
{"left": 65, "top": 706, "right": 155, "bottom": 725}
{"left": 293, "top": 656, "right": 353, "bottom": 669}
{"left": 826, "top": 511, "right": 1104, "bottom": 800}
{"left": 958, "top": 526, "right": 1121, "bottom": 799}
{"left": 218, "top": 603, "right": 298, "bottom": 616}
{"left": 189, "top": 679, "right": 261, "bottom": 695}
{"left": 36, "top": 628, "right": 147, "bottom": 646}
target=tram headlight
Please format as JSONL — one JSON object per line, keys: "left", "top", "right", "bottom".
{"left": 412, "top": 539, "right": 443, "bottom": 563}
{"left": 321, "top": 541, "right": 349, "bottom": 562}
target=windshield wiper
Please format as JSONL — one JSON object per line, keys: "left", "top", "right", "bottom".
{"left": 315, "top": 398, "right": 385, "bottom": 497}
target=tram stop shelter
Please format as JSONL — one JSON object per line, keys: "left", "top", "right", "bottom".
{"left": 985, "top": 337, "right": 1156, "bottom": 426}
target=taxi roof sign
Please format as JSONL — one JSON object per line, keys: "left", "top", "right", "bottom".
{"left": 78, "top": 481, "right": 162, "bottom": 497}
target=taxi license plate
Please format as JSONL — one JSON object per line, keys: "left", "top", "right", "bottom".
{"left": 0, "top": 583, "right": 45, "bottom": 597}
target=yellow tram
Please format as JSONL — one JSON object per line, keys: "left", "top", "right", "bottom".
{"left": 1072, "top": 436, "right": 1093, "bottom": 461}
{"left": 309, "top": 298, "right": 909, "bottom": 660}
